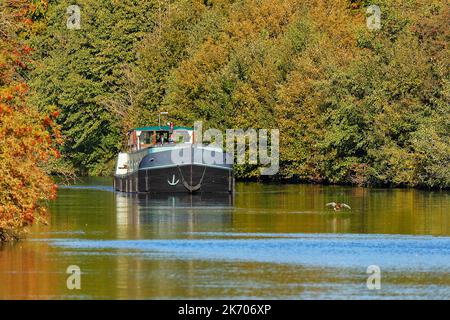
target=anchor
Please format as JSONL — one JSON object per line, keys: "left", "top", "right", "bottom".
{"left": 168, "top": 174, "right": 179, "bottom": 186}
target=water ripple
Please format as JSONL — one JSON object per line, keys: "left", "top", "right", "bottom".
{"left": 46, "top": 233, "right": 450, "bottom": 271}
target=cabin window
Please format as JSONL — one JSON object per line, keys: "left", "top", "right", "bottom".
{"left": 172, "top": 130, "right": 190, "bottom": 143}
{"left": 143, "top": 132, "right": 152, "bottom": 144}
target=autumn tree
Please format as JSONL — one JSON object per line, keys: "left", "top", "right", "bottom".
{"left": 0, "top": 0, "right": 61, "bottom": 241}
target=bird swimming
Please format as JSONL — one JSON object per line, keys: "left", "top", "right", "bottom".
{"left": 326, "top": 202, "right": 351, "bottom": 211}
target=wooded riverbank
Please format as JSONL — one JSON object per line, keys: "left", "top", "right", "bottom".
{"left": 1, "top": 0, "right": 449, "bottom": 241}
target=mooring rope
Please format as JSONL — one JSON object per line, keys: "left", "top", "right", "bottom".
{"left": 177, "top": 165, "right": 207, "bottom": 192}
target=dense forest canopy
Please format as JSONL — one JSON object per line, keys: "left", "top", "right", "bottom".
{"left": 22, "top": 0, "right": 450, "bottom": 188}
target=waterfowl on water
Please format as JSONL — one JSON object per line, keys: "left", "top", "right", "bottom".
{"left": 326, "top": 202, "right": 351, "bottom": 211}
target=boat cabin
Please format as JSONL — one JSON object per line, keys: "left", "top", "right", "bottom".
{"left": 127, "top": 125, "right": 193, "bottom": 151}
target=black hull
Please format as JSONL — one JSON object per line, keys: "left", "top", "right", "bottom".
{"left": 114, "top": 164, "right": 234, "bottom": 193}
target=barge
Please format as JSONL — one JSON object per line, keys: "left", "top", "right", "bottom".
{"left": 114, "top": 125, "right": 234, "bottom": 193}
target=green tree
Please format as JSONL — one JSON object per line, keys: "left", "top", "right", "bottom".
{"left": 29, "top": 0, "right": 158, "bottom": 175}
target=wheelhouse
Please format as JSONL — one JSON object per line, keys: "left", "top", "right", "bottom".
{"left": 127, "top": 125, "right": 193, "bottom": 152}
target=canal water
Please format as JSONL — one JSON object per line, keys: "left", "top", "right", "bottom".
{"left": 1, "top": 178, "right": 449, "bottom": 299}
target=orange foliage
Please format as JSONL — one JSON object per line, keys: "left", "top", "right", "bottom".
{"left": 0, "top": 0, "right": 60, "bottom": 241}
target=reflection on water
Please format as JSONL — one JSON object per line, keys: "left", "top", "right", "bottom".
{"left": 115, "top": 192, "right": 234, "bottom": 239}
{"left": 0, "top": 178, "right": 450, "bottom": 299}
